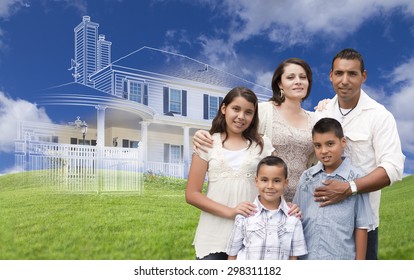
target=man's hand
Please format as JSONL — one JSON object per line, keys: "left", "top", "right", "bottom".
{"left": 314, "top": 180, "right": 350, "bottom": 207}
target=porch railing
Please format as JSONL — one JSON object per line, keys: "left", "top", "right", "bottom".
{"left": 15, "top": 141, "right": 187, "bottom": 192}
{"left": 15, "top": 141, "right": 144, "bottom": 193}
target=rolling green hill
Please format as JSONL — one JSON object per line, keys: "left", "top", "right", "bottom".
{"left": 0, "top": 172, "right": 412, "bottom": 259}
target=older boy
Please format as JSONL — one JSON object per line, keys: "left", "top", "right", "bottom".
{"left": 226, "top": 156, "right": 307, "bottom": 260}
{"left": 293, "top": 118, "right": 373, "bottom": 259}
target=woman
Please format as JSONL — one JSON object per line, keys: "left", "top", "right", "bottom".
{"left": 193, "top": 58, "right": 316, "bottom": 202}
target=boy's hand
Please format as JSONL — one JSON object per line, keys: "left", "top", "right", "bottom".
{"left": 314, "top": 180, "right": 350, "bottom": 207}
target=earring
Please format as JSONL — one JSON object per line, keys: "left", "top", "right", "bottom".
{"left": 280, "top": 89, "right": 284, "bottom": 98}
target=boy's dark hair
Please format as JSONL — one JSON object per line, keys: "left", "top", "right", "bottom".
{"left": 312, "top": 117, "right": 344, "bottom": 139}
{"left": 210, "top": 86, "right": 263, "bottom": 152}
{"left": 332, "top": 48, "right": 365, "bottom": 73}
{"left": 256, "top": 155, "right": 288, "bottom": 179}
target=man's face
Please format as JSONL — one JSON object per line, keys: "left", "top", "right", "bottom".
{"left": 330, "top": 58, "right": 367, "bottom": 107}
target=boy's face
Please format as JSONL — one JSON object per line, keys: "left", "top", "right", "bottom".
{"left": 313, "top": 131, "right": 346, "bottom": 174}
{"left": 255, "top": 164, "right": 288, "bottom": 209}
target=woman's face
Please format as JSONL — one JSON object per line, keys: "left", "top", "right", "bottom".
{"left": 278, "top": 63, "right": 309, "bottom": 101}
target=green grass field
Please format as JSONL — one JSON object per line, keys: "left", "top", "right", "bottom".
{"left": 0, "top": 172, "right": 413, "bottom": 259}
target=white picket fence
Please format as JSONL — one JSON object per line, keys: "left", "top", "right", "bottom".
{"left": 15, "top": 141, "right": 145, "bottom": 193}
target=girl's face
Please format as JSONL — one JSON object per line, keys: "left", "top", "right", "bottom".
{"left": 278, "top": 63, "right": 309, "bottom": 101}
{"left": 221, "top": 96, "right": 255, "bottom": 136}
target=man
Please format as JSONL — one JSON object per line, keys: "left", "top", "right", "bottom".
{"left": 315, "top": 48, "right": 405, "bottom": 259}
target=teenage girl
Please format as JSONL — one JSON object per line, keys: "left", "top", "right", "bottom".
{"left": 186, "top": 86, "right": 274, "bottom": 260}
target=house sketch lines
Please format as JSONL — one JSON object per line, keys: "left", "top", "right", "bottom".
{"left": 15, "top": 15, "right": 272, "bottom": 192}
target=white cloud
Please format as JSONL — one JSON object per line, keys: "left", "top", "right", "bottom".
{"left": 195, "top": 0, "right": 414, "bottom": 66}
{"left": 0, "top": 0, "right": 26, "bottom": 18}
{"left": 224, "top": 0, "right": 414, "bottom": 44}
{"left": 0, "top": 91, "right": 51, "bottom": 153}
{"left": 387, "top": 58, "right": 414, "bottom": 157}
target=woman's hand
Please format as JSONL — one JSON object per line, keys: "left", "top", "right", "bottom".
{"left": 193, "top": 130, "right": 214, "bottom": 153}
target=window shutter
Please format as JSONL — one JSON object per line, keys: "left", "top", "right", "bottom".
{"left": 219, "top": 97, "right": 223, "bottom": 106}
{"left": 203, "top": 94, "right": 208, "bottom": 119}
{"left": 123, "top": 79, "right": 128, "bottom": 99}
{"left": 163, "top": 87, "right": 169, "bottom": 113}
{"left": 143, "top": 84, "right": 148, "bottom": 105}
{"left": 180, "top": 145, "right": 184, "bottom": 162}
{"left": 164, "top": 144, "right": 170, "bottom": 163}
{"left": 182, "top": 90, "right": 187, "bottom": 116}
{"left": 70, "top": 137, "right": 77, "bottom": 145}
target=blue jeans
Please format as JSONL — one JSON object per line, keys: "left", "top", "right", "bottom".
{"left": 366, "top": 227, "right": 378, "bottom": 260}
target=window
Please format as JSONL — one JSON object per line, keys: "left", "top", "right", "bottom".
{"left": 78, "top": 139, "right": 91, "bottom": 145}
{"left": 204, "top": 94, "right": 223, "bottom": 120}
{"left": 163, "top": 87, "right": 187, "bottom": 116}
{"left": 164, "top": 144, "right": 183, "bottom": 163}
{"left": 129, "top": 81, "right": 142, "bottom": 103}
{"left": 169, "top": 88, "right": 182, "bottom": 114}
{"left": 130, "top": 140, "right": 139, "bottom": 148}
{"left": 122, "top": 79, "right": 148, "bottom": 105}
{"left": 122, "top": 139, "right": 139, "bottom": 148}
{"left": 209, "top": 96, "right": 219, "bottom": 119}
{"left": 170, "top": 145, "right": 182, "bottom": 163}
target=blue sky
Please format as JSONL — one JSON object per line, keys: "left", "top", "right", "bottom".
{"left": 0, "top": 0, "right": 413, "bottom": 175}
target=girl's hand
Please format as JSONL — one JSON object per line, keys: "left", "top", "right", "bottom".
{"left": 232, "top": 201, "right": 257, "bottom": 218}
{"left": 287, "top": 202, "right": 302, "bottom": 220}
{"left": 193, "top": 130, "right": 213, "bottom": 153}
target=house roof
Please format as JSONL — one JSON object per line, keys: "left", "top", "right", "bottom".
{"left": 110, "top": 46, "right": 272, "bottom": 101}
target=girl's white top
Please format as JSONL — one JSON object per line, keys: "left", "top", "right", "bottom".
{"left": 193, "top": 133, "right": 274, "bottom": 259}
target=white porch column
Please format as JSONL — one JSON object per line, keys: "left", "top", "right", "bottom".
{"left": 95, "top": 105, "right": 107, "bottom": 148}
{"left": 183, "top": 126, "right": 190, "bottom": 178}
{"left": 140, "top": 121, "right": 149, "bottom": 165}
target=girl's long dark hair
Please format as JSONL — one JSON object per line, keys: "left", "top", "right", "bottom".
{"left": 209, "top": 86, "right": 263, "bottom": 153}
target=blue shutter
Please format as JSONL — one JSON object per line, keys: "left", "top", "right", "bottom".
{"left": 143, "top": 84, "right": 148, "bottom": 105}
{"left": 219, "top": 97, "right": 223, "bottom": 107}
{"left": 163, "top": 87, "right": 169, "bottom": 113}
{"left": 164, "top": 144, "right": 170, "bottom": 163}
{"left": 203, "top": 94, "right": 208, "bottom": 119}
{"left": 182, "top": 90, "right": 187, "bottom": 116}
{"left": 123, "top": 80, "right": 128, "bottom": 99}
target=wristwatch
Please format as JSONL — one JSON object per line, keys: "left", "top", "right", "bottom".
{"left": 349, "top": 181, "right": 358, "bottom": 195}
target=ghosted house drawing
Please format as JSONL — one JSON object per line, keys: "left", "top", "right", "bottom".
{"left": 15, "top": 16, "right": 271, "bottom": 184}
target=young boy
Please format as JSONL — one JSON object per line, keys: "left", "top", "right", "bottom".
{"left": 226, "top": 156, "right": 307, "bottom": 260}
{"left": 293, "top": 118, "right": 373, "bottom": 260}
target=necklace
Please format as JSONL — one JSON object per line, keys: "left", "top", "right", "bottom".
{"left": 338, "top": 101, "right": 357, "bottom": 123}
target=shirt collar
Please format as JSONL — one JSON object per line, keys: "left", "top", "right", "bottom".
{"left": 310, "top": 157, "right": 353, "bottom": 180}
{"left": 253, "top": 195, "right": 290, "bottom": 217}
{"left": 329, "top": 89, "right": 377, "bottom": 112}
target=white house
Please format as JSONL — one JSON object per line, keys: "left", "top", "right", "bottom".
{"left": 15, "top": 16, "right": 272, "bottom": 184}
